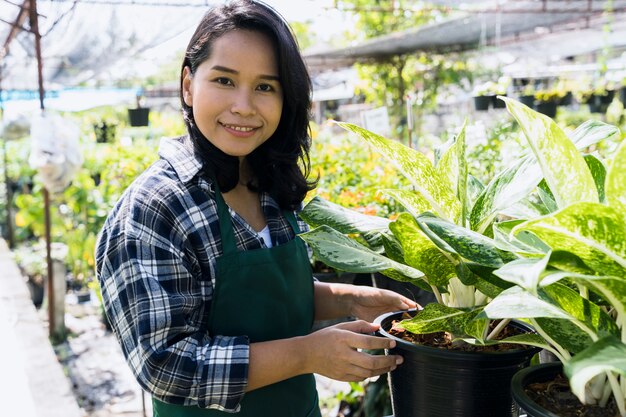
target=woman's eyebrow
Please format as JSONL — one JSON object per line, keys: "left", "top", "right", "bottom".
{"left": 211, "top": 65, "right": 279, "bottom": 81}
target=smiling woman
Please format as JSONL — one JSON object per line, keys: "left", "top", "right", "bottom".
{"left": 95, "top": 1, "right": 416, "bottom": 416}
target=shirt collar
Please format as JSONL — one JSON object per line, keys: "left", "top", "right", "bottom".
{"left": 158, "top": 135, "right": 204, "bottom": 184}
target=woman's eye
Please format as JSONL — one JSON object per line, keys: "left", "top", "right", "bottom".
{"left": 214, "top": 77, "right": 233, "bottom": 86}
{"left": 257, "top": 84, "right": 274, "bottom": 92}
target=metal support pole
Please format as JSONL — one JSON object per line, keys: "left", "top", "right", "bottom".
{"left": 28, "top": 0, "right": 56, "bottom": 337}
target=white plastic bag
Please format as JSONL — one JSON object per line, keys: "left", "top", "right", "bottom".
{"left": 1, "top": 114, "right": 31, "bottom": 141}
{"left": 28, "top": 113, "right": 83, "bottom": 194}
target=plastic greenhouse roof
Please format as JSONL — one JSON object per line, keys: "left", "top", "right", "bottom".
{"left": 3, "top": 0, "right": 626, "bottom": 99}
{"left": 304, "top": 0, "right": 626, "bottom": 71}
{"left": 0, "top": 0, "right": 213, "bottom": 92}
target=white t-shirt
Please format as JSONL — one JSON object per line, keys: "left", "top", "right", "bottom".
{"left": 258, "top": 225, "right": 272, "bottom": 248}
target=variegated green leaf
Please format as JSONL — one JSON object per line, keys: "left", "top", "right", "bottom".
{"left": 301, "top": 196, "right": 389, "bottom": 232}
{"left": 537, "top": 180, "right": 558, "bottom": 214}
{"left": 460, "top": 333, "right": 549, "bottom": 350}
{"left": 583, "top": 154, "right": 606, "bottom": 203}
{"left": 301, "top": 196, "right": 390, "bottom": 250}
{"left": 482, "top": 286, "right": 572, "bottom": 320}
{"left": 513, "top": 202, "right": 626, "bottom": 276}
{"left": 398, "top": 303, "right": 487, "bottom": 339}
{"left": 299, "top": 225, "right": 425, "bottom": 284}
{"left": 540, "top": 270, "right": 626, "bottom": 330}
{"left": 534, "top": 317, "right": 594, "bottom": 354}
{"left": 456, "top": 121, "right": 469, "bottom": 226}
{"left": 467, "top": 174, "right": 485, "bottom": 212}
{"left": 470, "top": 155, "right": 542, "bottom": 233}
{"left": 606, "top": 137, "right": 626, "bottom": 217}
{"left": 381, "top": 189, "right": 432, "bottom": 218}
{"left": 502, "top": 96, "right": 599, "bottom": 208}
{"left": 416, "top": 213, "right": 516, "bottom": 268}
{"left": 541, "top": 283, "right": 619, "bottom": 340}
{"left": 470, "top": 117, "right": 616, "bottom": 233}
{"left": 435, "top": 140, "right": 457, "bottom": 199}
{"left": 498, "top": 198, "right": 550, "bottom": 221}
{"left": 337, "top": 122, "right": 461, "bottom": 222}
{"left": 568, "top": 119, "right": 620, "bottom": 149}
{"left": 460, "top": 262, "right": 515, "bottom": 299}
{"left": 390, "top": 213, "right": 456, "bottom": 287}
{"left": 492, "top": 219, "right": 550, "bottom": 255}
{"left": 565, "top": 336, "right": 626, "bottom": 404}
{"left": 492, "top": 254, "right": 551, "bottom": 291}
{"left": 489, "top": 280, "right": 617, "bottom": 354}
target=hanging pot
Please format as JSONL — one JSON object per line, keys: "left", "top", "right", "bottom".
{"left": 128, "top": 107, "right": 151, "bottom": 127}
{"left": 375, "top": 311, "right": 541, "bottom": 417}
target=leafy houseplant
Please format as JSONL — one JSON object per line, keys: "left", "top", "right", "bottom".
{"left": 482, "top": 100, "right": 626, "bottom": 416}
{"left": 299, "top": 97, "right": 620, "bottom": 416}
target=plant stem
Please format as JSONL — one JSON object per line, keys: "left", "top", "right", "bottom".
{"left": 487, "top": 318, "right": 510, "bottom": 341}
{"left": 530, "top": 318, "right": 570, "bottom": 362}
{"left": 606, "top": 372, "right": 626, "bottom": 417}
{"left": 430, "top": 284, "right": 444, "bottom": 305}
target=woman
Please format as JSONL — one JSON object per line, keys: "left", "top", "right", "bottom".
{"left": 95, "top": 1, "right": 416, "bottom": 415}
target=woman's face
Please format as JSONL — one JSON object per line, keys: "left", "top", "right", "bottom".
{"left": 182, "top": 29, "right": 283, "bottom": 158}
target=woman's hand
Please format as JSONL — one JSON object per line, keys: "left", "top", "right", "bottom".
{"left": 349, "top": 285, "right": 417, "bottom": 322}
{"left": 303, "top": 320, "right": 402, "bottom": 382}
{"left": 313, "top": 281, "right": 418, "bottom": 322}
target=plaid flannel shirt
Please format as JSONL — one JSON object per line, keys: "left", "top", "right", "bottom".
{"left": 95, "top": 135, "right": 309, "bottom": 412}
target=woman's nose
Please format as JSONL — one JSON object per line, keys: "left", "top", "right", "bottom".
{"left": 230, "top": 90, "right": 256, "bottom": 116}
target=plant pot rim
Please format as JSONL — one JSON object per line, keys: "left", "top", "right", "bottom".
{"left": 511, "top": 362, "right": 563, "bottom": 417}
{"left": 374, "top": 309, "right": 542, "bottom": 361}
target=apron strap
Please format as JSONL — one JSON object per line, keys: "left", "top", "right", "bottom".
{"left": 212, "top": 181, "right": 239, "bottom": 256}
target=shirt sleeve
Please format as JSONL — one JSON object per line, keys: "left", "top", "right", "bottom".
{"left": 96, "top": 181, "right": 249, "bottom": 412}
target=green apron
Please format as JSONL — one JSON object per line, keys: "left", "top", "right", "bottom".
{"left": 153, "top": 184, "right": 321, "bottom": 417}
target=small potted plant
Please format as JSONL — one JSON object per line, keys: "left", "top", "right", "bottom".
{"left": 518, "top": 83, "right": 536, "bottom": 107}
{"left": 533, "top": 88, "right": 564, "bottom": 118}
{"left": 482, "top": 100, "right": 625, "bottom": 416}
{"left": 472, "top": 81, "right": 495, "bottom": 111}
{"left": 127, "top": 91, "right": 151, "bottom": 127}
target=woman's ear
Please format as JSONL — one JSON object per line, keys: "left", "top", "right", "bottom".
{"left": 182, "top": 66, "right": 193, "bottom": 106}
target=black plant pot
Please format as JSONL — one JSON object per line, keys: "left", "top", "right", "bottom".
{"left": 599, "top": 90, "right": 615, "bottom": 104}
{"left": 27, "top": 279, "right": 44, "bottom": 307}
{"left": 559, "top": 92, "right": 573, "bottom": 106}
{"left": 619, "top": 87, "right": 626, "bottom": 105}
{"left": 492, "top": 94, "right": 507, "bottom": 109}
{"left": 534, "top": 101, "right": 558, "bottom": 118}
{"left": 473, "top": 95, "right": 492, "bottom": 111}
{"left": 519, "top": 95, "right": 535, "bottom": 108}
{"left": 587, "top": 96, "right": 609, "bottom": 114}
{"left": 128, "top": 107, "right": 151, "bottom": 127}
{"left": 511, "top": 362, "right": 562, "bottom": 417}
{"left": 375, "top": 311, "right": 541, "bottom": 417}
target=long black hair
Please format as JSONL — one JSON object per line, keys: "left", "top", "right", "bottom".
{"left": 180, "top": 0, "right": 317, "bottom": 210}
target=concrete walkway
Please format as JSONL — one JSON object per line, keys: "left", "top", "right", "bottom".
{"left": 0, "top": 239, "right": 83, "bottom": 417}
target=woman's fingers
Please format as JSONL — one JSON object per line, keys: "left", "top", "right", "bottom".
{"left": 309, "top": 320, "right": 405, "bottom": 381}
